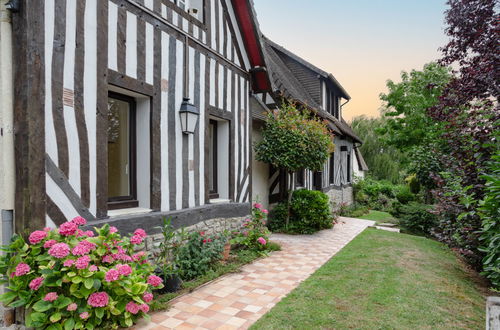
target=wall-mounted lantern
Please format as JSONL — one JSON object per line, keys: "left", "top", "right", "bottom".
{"left": 179, "top": 97, "right": 199, "bottom": 134}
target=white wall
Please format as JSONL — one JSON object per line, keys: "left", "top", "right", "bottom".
{"left": 136, "top": 98, "right": 151, "bottom": 208}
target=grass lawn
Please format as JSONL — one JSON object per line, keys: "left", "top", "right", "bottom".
{"left": 358, "top": 210, "right": 398, "bottom": 225}
{"left": 251, "top": 228, "right": 487, "bottom": 330}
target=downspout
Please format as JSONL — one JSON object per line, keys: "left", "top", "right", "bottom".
{"left": 0, "top": 0, "right": 15, "bottom": 325}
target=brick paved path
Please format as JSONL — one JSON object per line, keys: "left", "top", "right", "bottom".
{"left": 134, "top": 217, "right": 375, "bottom": 330}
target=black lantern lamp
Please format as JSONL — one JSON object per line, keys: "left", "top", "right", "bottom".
{"left": 179, "top": 97, "right": 199, "bottom": 134}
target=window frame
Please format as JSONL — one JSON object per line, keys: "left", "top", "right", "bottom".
{"left": 295, "top": 169, "right": 305, "bottom": 188}
{"left": 329, "top": 152, "right": 335, "bottom": 185}
{"left": 107, "top": 92, "right": 139, "bottom": 210}
{"left": 209, "top": 119, "right": 219, "bottom": 199}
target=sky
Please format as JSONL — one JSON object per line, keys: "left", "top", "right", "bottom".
{"left": 253, "top": 0, "right": 449, "bottom": 121}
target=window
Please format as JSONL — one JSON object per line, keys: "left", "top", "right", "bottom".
{"left": 176, "top": 0, "right": 204, "bottom": 22}
{"left": 347, "top": 152, "right": 351, "bottom": 183}
{"left": 107, "top": 93, "right": 138, "bottom": 209}
{"left": 209, "top": 118, "right": 230, "bottom": 201}
{"left": 329, "top": 152, "right": 335, "bottom": 185}
{"left": 295, "top": 170, "right": 305, "bottom": 187}
{"left": 209, "top": 120, "right": 218, "bottom": 199}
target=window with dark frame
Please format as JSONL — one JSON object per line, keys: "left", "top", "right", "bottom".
{"left": 209, "top": 120, "right": 219, "bottom": 199}
{"left": 107, "top": 92, "right": 138, "bottom": 210}
{"left": 347, "top": 152, "right": 351, "bottom": 183}
{"left": 295, "top": 169, "right": 305, "bottom": 187}
{"left": 329, "top": 152, "right": 335, "bottom": 185}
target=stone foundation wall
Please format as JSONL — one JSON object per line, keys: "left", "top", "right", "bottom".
{"left": 325, "top": 186, "right": 353, "bottom": 210}
{"left": 141, "top": 216, "right": 247, "bottom": 254}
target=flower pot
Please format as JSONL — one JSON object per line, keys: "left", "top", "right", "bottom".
{"left": 222, "top": 243, "right": 231, "bottom": 261}
{"left": 154, "top": 268, "right": 183, "bottom": 294}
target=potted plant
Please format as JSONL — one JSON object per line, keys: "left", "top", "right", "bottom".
{"left": 154, "top": 218, "right": 187, "bottom": 293}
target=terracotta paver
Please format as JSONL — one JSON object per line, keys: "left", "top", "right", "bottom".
{"left": 135, "top": 217, "right": 374, "bottom": 330}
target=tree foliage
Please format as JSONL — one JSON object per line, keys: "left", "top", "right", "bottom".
{"left": 350, "top": 116, "right": 406, "bottom": 184}
{"left": 254, "top": 103, "right": 334, "bottom": 172}
{"left": 379, "top": 62, "right": 452, "bottom": 150}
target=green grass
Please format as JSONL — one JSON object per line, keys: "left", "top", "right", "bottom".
{"left": 359, "top": 210, "right": 399, "bottom": 225}
{"left": 251, "top": 229, "right": 486, "bottom": 330}
{"left": 150, "top": 245, "right": 280, "bottom": 311}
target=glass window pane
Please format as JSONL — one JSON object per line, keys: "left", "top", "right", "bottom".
{"left": 108, "top": 97, "right": 130, "bottom": 198}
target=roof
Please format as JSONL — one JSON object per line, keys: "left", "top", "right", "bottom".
{"left": 355, "top": 148, "right": 369, "bottom": 171}
{"left": 231, "top": 0, "right": 272, "bottom": 93}
{"left": 262, "top": 37, "right": 362, "bottom": 143}
{"left": 264, "top": 37, "right": 350, "bottom": 100}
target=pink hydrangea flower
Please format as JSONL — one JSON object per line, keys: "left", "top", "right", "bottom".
{"left": 140, "top": 304, "right": 150, "bottom": 313}
{"left": 130, "top": 235, "right": 143, "bottom": 245}
{"left": 72, "top": 240, "right": 96, "bottom": 256}
{"left": 143, "top": 292, "right": 153, "bottom": 303}
{"left": 29, "top": 277, "right": 44, "bottom": 290}
{"left": 14, "top": 263, "right": 30, "bottom": 276}
{"left": 89, "top": 265, "right": 98, "bottom": 272}
{"left": 75, "top": 255, "right": 91, "bottom": 270}
{"left": 43, "top": 240, "right": 57, "bottom": 249}
{"left": 63, "top": 259, "right": 75, "bottom": 267}
{"left": 105, "top": 269, "right": 120, "bottom": 282}
{"left": 102, "top": 255, "right": 114, "bottom": 263}
{"left": 44, "top": 227, "right": 52, "bottom": 232}
{"left": 262, "top": 209, "right": 269, "bottom": 214}
{"left": 71, "top": 216, "right": 87, "bottom": 226}
{"left": 134, "top": 228, "right": 147, "bottom": 238}
{"left": 44, "top": 292, "right": 58, "bottom": 302}
{"left": 253, "top": 203, "right": 262, "bottom": 209}
{"left": 147, "top": 275, "right": 163, "bottom": 287}
{"left": 67, "top": 303, "right": 77, "bottom": 311}
{"left": 132, "top": 251, "right": 145, "bottom": 261}
{"left": 49, "top": 243, "right": 70, "bottom": 258}
{"left": 59, "top": 221, "right": 78, "bottom": 236}
{"left": 87, "top": 292, "right": 109, "bottom": 307}
{"left": 84, "top": 231, "right": 94, "bottom": 237}
{"left": 125, "top": 301, "right": 140, "bottom": 314}
{"left": 28, "top": 230, "right": 47, "bottom": 244}
{"left": 117, "top": 264, "right": 132, "bottom": 276}
{"left": 109, "top": 226, "right": 118, "bottom": 234}
{"left": 79, "top": 312, "right": 89, "bottom": 320}
{"left": 257, "top": 237, "right": 267, "bottom": 245}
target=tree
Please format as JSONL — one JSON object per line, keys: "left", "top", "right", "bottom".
{"left": 350, "top": 116, "right": 406, "bottom": 184}
{"left": 255, "top": 103, "right": 334, "bottom": 227}
{"left": 379, "top": 62, "right": 451, "bottom": 151}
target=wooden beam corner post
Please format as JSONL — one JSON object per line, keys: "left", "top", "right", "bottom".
{"left": 12, "top": 0, "right": 46, "bottom": 234}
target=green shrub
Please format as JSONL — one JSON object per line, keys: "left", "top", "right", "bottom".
{"left": 396, "top": 186, "right": 415, "bottom": 204}
{"left": 398, "top": 203, "right": 438, "bottom": 234}
{"left": 177, "top": 232, "right": 225, "bottom": 281}
{"left": 269, "top": 189, "right": 333, "bottom": 234}
{"left": 231, "top": 204, "right": 271, "bottom": 253}
{"left": 339, "top": 203, "right": 369, "bottom": 218}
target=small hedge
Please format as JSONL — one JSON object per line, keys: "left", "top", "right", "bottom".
{"left": 269, "top": 190, "right": 333, "bottom": 234}
{"left": 396, "top": 202, "right": 438, "bottom": 234}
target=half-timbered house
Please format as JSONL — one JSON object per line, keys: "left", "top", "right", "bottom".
{"left": 251, "top": 37, "right": 364, "bottom": 208}
{"left": 1, "top": 0, "right": 275, "bottom": 236}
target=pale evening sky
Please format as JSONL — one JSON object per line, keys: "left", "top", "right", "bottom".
{"left": 253, "top": 0, "right": 449, "bottom": 121}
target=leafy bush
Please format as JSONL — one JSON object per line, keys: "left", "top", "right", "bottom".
{"left": 339, "top": 203, "right": 369, "bottom": 218}
{"left": 398, "top": 203, "right": 438, "bottom": 234}
{"left": 396, "top": 186, "right": 415, "bottom": 204}
{"left": 176, "top": 232, "right": 225, "bottom": 281}
{"left": 154, "top": 218, "right": 188, "bottom": 279}
{"left": 478, "top": 153, "right": 500, "bottom": 290}
{"left": 231, "top": 203, "right": 271, "bottom": 252}
{"left": 269, "top": 190, "right": 333, "bottom": 234}
{"left": 0, "top": 218, "right": 160, "bottom": 329}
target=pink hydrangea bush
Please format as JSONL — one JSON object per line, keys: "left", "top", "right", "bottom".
{"left": 230, "top": 203, "right": 271, "bottom": 253}
{"left": 0, "top": 217, "right": 162, "bottom": 329}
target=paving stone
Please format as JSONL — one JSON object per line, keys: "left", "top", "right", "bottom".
{"left": 136, "top": 217, "right": 374, "bottom": 329}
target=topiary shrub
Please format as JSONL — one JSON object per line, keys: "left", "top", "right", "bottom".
{"left": 269, "top": 189, "right": 333, "bottom": 234}
{"left": 398, "top": 202, "right": 438, "bottom": 234}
